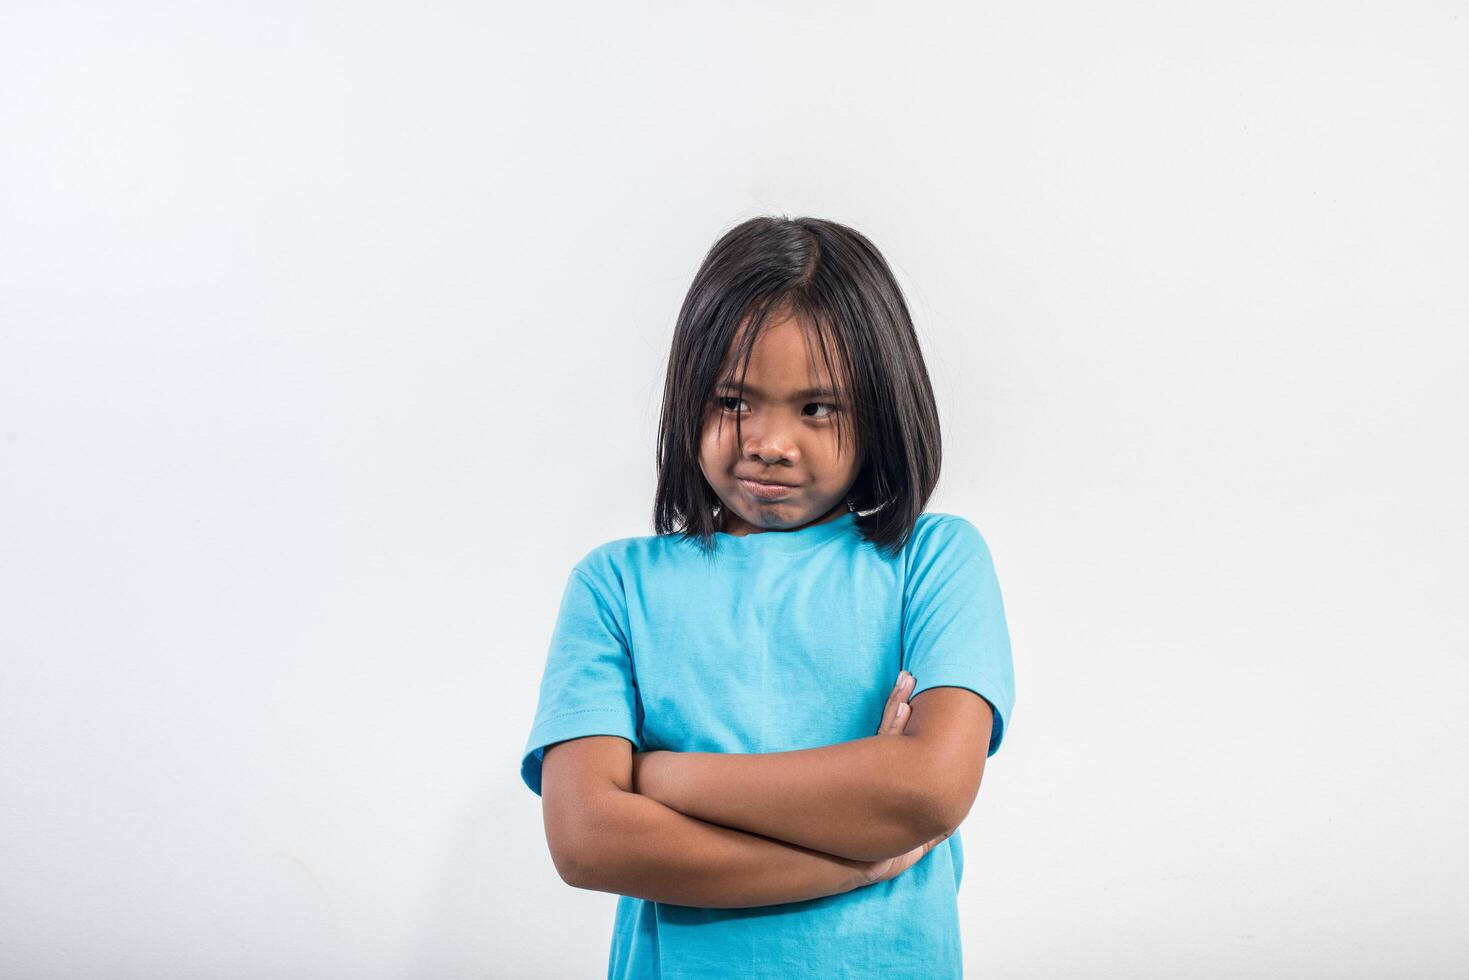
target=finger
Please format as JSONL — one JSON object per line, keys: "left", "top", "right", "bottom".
{"left": 876, "top": 696, "right": 894, "bottom": 735}
{"left": 919, "top": 830, "right": 950, "bottom": 860}
{"left": 884, "top": 686, "right": 914, "bottom": 734}
{"left": 890, "top": 674, "right": 916, "bottom": 732}
{"left": 875, "top": 672, "right": 908, "bottom": 734}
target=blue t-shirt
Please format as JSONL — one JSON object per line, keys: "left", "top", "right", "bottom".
{"left": 521, "top": 509, "right": 1016, "bottom": 979}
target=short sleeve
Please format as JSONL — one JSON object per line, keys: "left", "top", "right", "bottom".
{"left": 901, "top": 516, "right": 1016, "bottom": 757}
{"left": 520, "top": 564, "right": 642, "bottom": 796}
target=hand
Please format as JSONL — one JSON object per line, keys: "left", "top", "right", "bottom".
{"left": 874, "top": 668, "right": 915, "bottom": 736}
{"left": 859, "top": 828, "right": 954, "bottom": 886}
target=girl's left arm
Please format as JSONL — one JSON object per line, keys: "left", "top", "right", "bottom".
{"left": 632, "top": 682, "right": 992, "bottom": 863}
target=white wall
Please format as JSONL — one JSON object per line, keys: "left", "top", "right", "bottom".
{"left": 2, "top": 2, "right": 1465, "bottom": 977}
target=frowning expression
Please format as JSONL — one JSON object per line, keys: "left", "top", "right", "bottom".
{"left": 698, "top": 310, "right": 863, "bottom": 536}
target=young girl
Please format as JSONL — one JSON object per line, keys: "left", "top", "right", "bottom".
{"left": 520, "top": 215, "right": 1016, "bottom": 979}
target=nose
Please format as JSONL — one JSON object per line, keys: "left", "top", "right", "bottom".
{"left": 741, "top": 419, "right": 799, "bottom": 464}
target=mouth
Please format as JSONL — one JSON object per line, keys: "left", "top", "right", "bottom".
{"left": 738, "top": 477, "right": 797, "bottom": 500}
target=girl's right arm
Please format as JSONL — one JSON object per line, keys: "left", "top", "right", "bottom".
{"left": 541, "top": 735, "right": 886, "bottom": 908}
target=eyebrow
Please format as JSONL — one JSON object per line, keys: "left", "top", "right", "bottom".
{"left": 715, "top": 379, "right": 842, "bottom": 400}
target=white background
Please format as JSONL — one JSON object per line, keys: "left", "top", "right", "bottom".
{"left": 3, "top": 2, "right": 1466, "bottom": 977}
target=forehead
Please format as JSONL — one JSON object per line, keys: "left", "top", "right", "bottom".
{"left": 717, "top": 310, "right": 845, "bottom": 395}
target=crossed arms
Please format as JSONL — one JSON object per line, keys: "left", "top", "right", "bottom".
{"left": 538, "top": 677, "right": 993, "bottom": 908}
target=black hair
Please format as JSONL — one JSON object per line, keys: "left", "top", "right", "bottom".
{"left": 653, "top": 215, "right": 944, "bottom": 560}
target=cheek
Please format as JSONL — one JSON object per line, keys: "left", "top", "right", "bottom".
{"left": 697, "top": 421, "right": 730, "bottom": 469}
{"left": 700, "top": 414, "right": 732, "bottom": 449}
{"left": 821, "top": 440, "right": 861, "bottom": 484}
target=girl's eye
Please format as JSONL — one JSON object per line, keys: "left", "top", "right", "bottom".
{"left": 714, "top": 396, "right": 839, "bottom": 419}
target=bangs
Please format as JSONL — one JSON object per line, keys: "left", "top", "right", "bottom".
{"left": 710, "top": 294, "right": 860, "bottom": 465}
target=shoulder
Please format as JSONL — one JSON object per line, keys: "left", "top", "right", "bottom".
{"left": 566, "top": 528, "right": 691, "bottom": 601}
{"left": 904, "top": 511, "right": 993, "bottom": 563}
{"left": 900, "top": 512, "right": 1001, "bottom": 599}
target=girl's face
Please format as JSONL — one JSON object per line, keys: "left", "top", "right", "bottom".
{"left": 698, "top": 311, "right": 864, "bottom": 537}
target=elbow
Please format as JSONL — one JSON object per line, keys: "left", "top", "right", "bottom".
{"left": 910, "top": 762, "right": 984, "bottom": 841}
{"left": 893, "top": 773, "right": 966, "bottom": 848}
{"left": 544, "top": 798, "right": 619, "bottom": 891}
{"left": 922, "top": 792, "right": 970, "bottom": 840}
{"left": 549, "top": 839, "right": 595, "bottom": 890}
{"left": 550, "top": 824, "right": 622, "bottom": 892}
